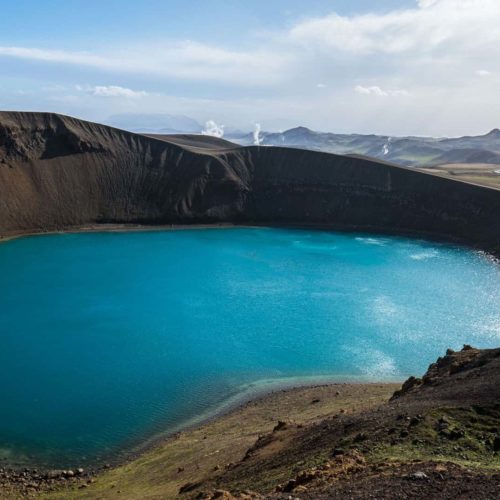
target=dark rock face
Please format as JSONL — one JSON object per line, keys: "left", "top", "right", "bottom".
{"left": 391, "top": 346, "right": 500, "bottom": 400}
{"left": 1, "top": 111, "right": 499, "bottom": 256}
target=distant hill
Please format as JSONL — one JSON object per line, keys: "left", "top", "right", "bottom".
{"left": 144, "top": 133, "right": 237, "bottom": 151}
{"left": 106, "top": 113, "right": 202, "bottom": 134}
{"left": 229, "top": 126, "right": 500, "bottom": 168}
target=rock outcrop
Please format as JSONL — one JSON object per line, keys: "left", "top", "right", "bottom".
{"left": 391, "top": 345, "right": 500, "bottom": 399}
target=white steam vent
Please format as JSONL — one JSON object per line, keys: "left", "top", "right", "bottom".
{"left": 382, "top": 137, "right": 392, "bottom": 156}
{"left": 253, "top": 123, "right": 263, "bottom": 145}
{"left": 201, "top": 120, "right": 224, "bottom": 138}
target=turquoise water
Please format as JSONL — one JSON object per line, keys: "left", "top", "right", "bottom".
{"left": 0, "top": 228, "right": 499, "bottom": 467}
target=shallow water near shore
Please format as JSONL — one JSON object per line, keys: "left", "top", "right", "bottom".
{"left": 0, "top": 227, "right": 499, "bottom": 467}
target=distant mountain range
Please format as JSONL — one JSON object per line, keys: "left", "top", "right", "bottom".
{"left": 104, "top": 114, "right": 500, "bottom": 168}
{"left": 228, "top": 126, "right": 500, "bottom": 167}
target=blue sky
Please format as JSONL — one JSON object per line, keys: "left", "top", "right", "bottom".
{"left": 0, "top": 1, "right": 414, "bottom": 46}
{"left": 1, "top": 0, "right": 499, "bottom": 136}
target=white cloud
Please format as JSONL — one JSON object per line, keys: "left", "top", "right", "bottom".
{"left": 0, "top": 42, "right": 290, "bottom": 87}
{"left": 2, "top": 1, "right": 499, "bottom": 90}
{"left": 41, "top": 84, "right": 68, "bottom": 92}
{"left": 316, "top": 83, "right": 327, "bottom": 88}
{"left": 391, "top": 89, "right": 410, "bottom": 97}
{"left": 0, "top": 46, "right": 108, "bottom": 65}
{"left": 288, "top": 0, "right": 500, "bottom": 55}
{"left": 354, "top": 85, "right": 409, "bottom": 97}
{"left": 76, "top": 85, "right": 147, "bottom": 98}
{"left": 355, "top": 85, "right": 387, "bottom": 96}
{"left": 417, "top": 0, "right": 440, "bottom": 7}
{"left": 476, "top": 69, "right": 491, "bottom": 77}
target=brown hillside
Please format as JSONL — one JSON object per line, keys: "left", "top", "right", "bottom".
{"left": 1, "top": 112, "right": 500, "bottom": 258}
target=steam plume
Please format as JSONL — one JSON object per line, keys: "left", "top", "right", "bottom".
{"left": 201, "top": 120, "right": 224, "bottom": 138}
{"left": 253, "top": 123, "right": 263, "bottom": 145}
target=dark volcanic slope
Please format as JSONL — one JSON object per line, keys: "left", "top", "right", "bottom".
{"left": 1, "top": 112, "right": 500, "bottom": 255}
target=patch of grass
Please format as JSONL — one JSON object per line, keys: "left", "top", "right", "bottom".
{"left": 362, "top": 406, "right": 500, "bottom": 471}
{"left": 214, "top": 445, "right": 333, "bottom": 495}
{"left": 416, "top": 165, "right": 500, "bottom": 188}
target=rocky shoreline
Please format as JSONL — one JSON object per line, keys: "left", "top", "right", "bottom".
{"left": 0, "top": 465, "right": 94, "bottom": 496}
